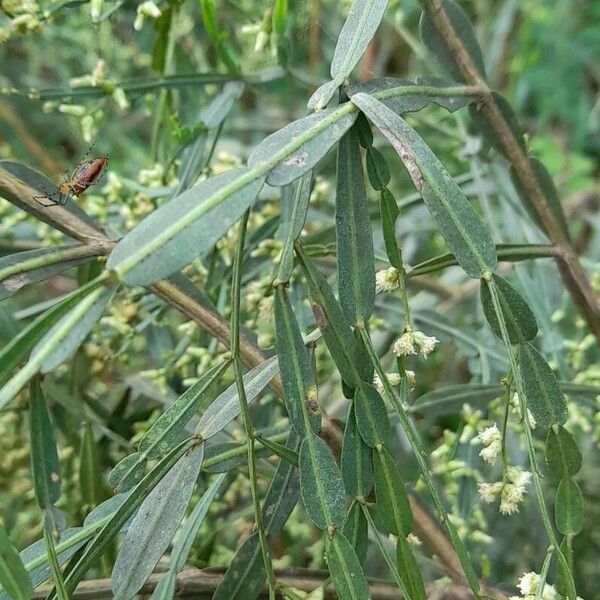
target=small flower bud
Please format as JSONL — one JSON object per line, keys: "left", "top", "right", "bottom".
{"left": 375, "top": 266, "right": 400, "bottom": 294}
{"left": 392, "top": 331, "right": 416, "bottom": 357}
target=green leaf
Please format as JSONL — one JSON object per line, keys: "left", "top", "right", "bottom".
{"left": 396, "top": 535, "right": 426, "bottom": 600}
{"left": 307, "top": 0, "right": 387, "bottom": 110}
{"left": 29, "top": 378, "right": 61, "bottom": 508}
{"left": 299, "top": 432, "right": 346, "bottom": 529}
{"left": 326, "top": 530, "right": 370, "bottom": 600}
{"left": 330, "top": 0, "right": 387, "bottom": 81}
{"left": 411, "top": 384, "right": 502, "bottom": 417}
{"left": 352, "top": 92, "right": 497, "bottom": 278}
{"left": 365, "top": 146, "right": 390, "bottom": 191}
{"left": 42, "top": 512, "right": 69, "bottom": 600}
{"left": 336, "top": 126, "right": 375, "bottom": 326}
{"left": 108, "top": 453, "right": 147, "bottom": 493}
{"left": 195, "top": 356, "right": 279, "bottom": 439}
{"left": 0, "top": 246, "right": 94, "bottom": 301}
{"left": 79, "top": 423, "right": 107, "bottom": 511}
{"left": 470, "top": 92, "right": 525, "bottom": 158}
{"left": 380, "top": 188, "right": 402, "bottom": 270}
{"left": 275, "top": 171, "right": 312, "bottom": 284}
{"left": 373, "top": 445, "right": 412, "bottom": 537}
{"left": 519, "top": 342, "right": 567, "bottom": 429}
{"left": 353, "top": 382, "right": 391, "bottom": 448}
{"left": 509, "top": 157, "right": 570, "bottom": 239}
{"left": 296, "top": 250, "right": 359, "bottom": 386}
{"left": 341, "top": 404, "right": 373, "bottom": 498}
{"left": 342, "top": 501, "right": 368, "bottom": 563}
{"left": 349, "top": 76, "right": 475, "bottom": 115}
{"left": 140, "top": 361, "right": 228, "bottom": 458}
{"left": 107, "top": 168, "right": 265, "bottom": 285}
{"left": 419, "top": 0, "right": 486, "bottom": 82}
{"left": 0, "top": 523, "right": 32, "bottom": 600}
{"left": 248, "top": 105, "right": 357, "bottom": 186}
{"left": 151, "top": 473, "right": 226, "bottom": 600}
{"left": 480, "top": 274, "right": 538, "bottom": 343}
{"left": 555, "top": 478, "right": 584, "bottom": 535}
{"left": 31, "top": 283, "right": 115, "bottom": 374}
{"left": 57, "top": 439, "right": 193, "bottom": 597}
{"left": 274, "top": 288, "right": 321, "bottom": 437}
{"left": 255, "top": 434, "right": 299, "bottom": 467}
{"left": 545, "top": 426, "right": 582, "bottom": 479}
{"left": 111, "top": 443, "right": 204, "bottom": 599}
{"left": 212, "top": 532, "right": 264, "bottom": 600}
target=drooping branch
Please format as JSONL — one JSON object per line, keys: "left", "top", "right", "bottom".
{"left": 419, "top": 0, "right": 600, "bottom": 343}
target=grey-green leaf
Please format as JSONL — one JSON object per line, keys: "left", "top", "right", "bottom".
{"left": 396, "top": 534, "right": 426, "bottom": 600}
{"left": 139, "top": 361, "right": 228, "bottom": 458}
{"left": 275, "top": 171, "right": 312, "bottom": 284}
{"left": 306, "top": 79, "right": 341, "bottom": 111}
{"left": 545, "top": 426, "right": 582, "bottom": 479}
{"left": 341, "top": 404, "right": 373, "bottom": 498}
{"left": 330, "top": 0, "right": 388, "bottom": 81}
{"left": 326, "top": 530, "right": 370, "bottom": 600}
{"left": 480, "top": 274, "right": 538, "bottom": 343}
{"left": 299, "top": 433, "right": 346, "bottom": 529}
{"left": 336, "top": 126, "right": 375, "bottom": 326}
{"left": 32, "top": 283, "right": 115, "bottom": 373}
{"left": 349, "top": 76, "right": 474, "bottom": 115}
{"left": 274, "top": 288, "right": 321, "bottom": 437}
{"left": 296, "top": 251, "right": 359, "bottom": 386}
{"left": 29, "top": 379, "right": 61, "bottom": 508}
{"left": 419, "top": 0, "right": 486, "bottom": 82}
{"left": 108, "top": 453, "right": 147, "bottom": 493}
{"left": 196, "top": 356, "right": 279, "bottom": 439}
{"left": 373, "top": 445, "right": 412, "bottom": 537}
{"left": 519, "top": 342, "right": 567, "bottom": 429}
{"left": 248, "top": 106, "right": 357, "bottom": 186}
{"left": 352, "top": 92, "right": 497, "bottom": 278}
{"left": 342, "top": 501, "right": 368, "bottom": 563}
{"left": 151, "top": 473, "right": 226, "bottom": 599}
{"left": 555, "top": 478, "right": 583, "bottom": 535}
{"left": 112, "top": 443, "right": 204, "bottom": 600}
{"left": 107, "top": 168, "right": 265, "bottom": 285}
{"left": 0, "top": 524, "right": 32, "bottom": 600}
{"left": 353, "top": 382, "right": 391, "bottom": 448}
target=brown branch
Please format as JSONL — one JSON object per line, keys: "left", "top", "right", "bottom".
{"left": 419, "top": 0, "right": 600, "bottom": 343}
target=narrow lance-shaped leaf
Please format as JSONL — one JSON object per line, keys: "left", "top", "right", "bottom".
{"left": 196, "top": 356, "right": 279, "bottom": 439}
{"left": 295, "top": 249, "right": 359, "bottom": 386}
{"left": 248, "top": 105, "right": 357, "bottom": 186}
{"left": 79, "top": 423, "right": 107, "bottom": 511}
{"left": 342, "top": 501, "right": 368, "bottom": 563}
{"left": 352, "top": 92, "right": 497, "bottom": 279}
{"left": 396, "top": 534, "right": 426, "bottom": 600}
{"left": 480, "top": 274, "right": 538, "bottom": 343}
{"left": 336, "top": 126, "right": 375, "bottom": 326}
{"left": 419, "top": 0, "right": 487, "bottom": 82}
{"left": 326, "top": 530, "right": 370, "bottom": 600}
{"left": 519, "top": 342, "right": 567, "bottom": 429}
{"left": 380, "top": 188, "right": 402, "bottom": 270}
{"left": 0, "top": 524, "right": 33, "bottom": 600}
{"left": 111, "top": 443, "right": 205, "bottom": 600}
{"left": 42, "top": 512, "right": 69, "bottom": 600}
{"left": 32, "top": 283, "right": 116, "bottom": 374}
{"left": 274, "top": 287, "right": 321, "bottom": 436}
{"left": 307, "top": 0, "right": 388, "bottom": 109}
{"left": 107, "top": 168, "right": 265, "bottom": 285}
{"left": 108, "top": 453, "right": 147, "bottom": 493}
{"left": 353, "top": 382, "right": 391, "bottom": 448}
{"left": 151, "top": 473, "right": 227, "bottom": 600}
{"left": 29, "top": 378, "right": 61, "bottom": 509}
{"left": 299, "top": 432, "right": 346, "bottom": 529}
{"left": 275, "top": 171, "right": 312, "bottom": 284}
{"left": 341, "top": 404, "right": 373, "bottom": 498}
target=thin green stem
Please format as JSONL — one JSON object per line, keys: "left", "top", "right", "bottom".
{"left": 230, "top": 211, "right": 277, "bottom": 598}
{"left": 43, "top": 513, "right": 69, "bottom": 600}
{"left": 535, "top": 546, "right": 555, "bottom": 600}
{"left": 358, "top": 326, "right": 482, "bottom": 598}
{"left": 486, "top": 277, "right": 577, "bottom": 600}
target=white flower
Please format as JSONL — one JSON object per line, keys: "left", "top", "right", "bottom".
{"left": 413, "top": 330, "right": 439, "bottom": 358}
{"left": 511, "top": 393, "right": 537, "bottom": 429}
{"left": 407, "top": 533, "right": 421, "bottom": 546}
{"left": 134, "top": 0, "right": 161, "bottom": 29}
{"left": 392, "top": 331, "right": 416, "bottom": 357}
{"left": 477, "top": 423, "right": 500, "bottom": 446}
{"left": 477, "top": 424, "right": 502, "bottom": 464}
{"left": 373, "top": 372, "right": 401, "bottom": 394}
{"left": 375, "top": 267, "right": 400, "bottom": 293}
{"left": 499, "top": 468, "right": 532, "bottom": 515}
{"left": 405, "top": 369, "right": 416, "bottom": 389}
{"left": 478, "top": 481, "right": 502, "bottom": 503}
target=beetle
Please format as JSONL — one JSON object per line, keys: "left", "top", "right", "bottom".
{"left": 34, "top": 155, "right": 109, "bottom": 206}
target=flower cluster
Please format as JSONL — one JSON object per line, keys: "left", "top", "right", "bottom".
{"left": 478, "top": 466, "right": 532, "bottom": 515}
{"left": 375, "top": 266, "right": 400, "bottom": 294}
{"left": 392, "top": 330, "right": 439, "bottom": 359}
{"left": 373, "top": 370, "right": 415, "bottom": 394}
{"left": 509, "top": 571, "right": 558, "bottom": 600}
{"left": 476, "top": 423, "right": 502, "bottom": 464}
